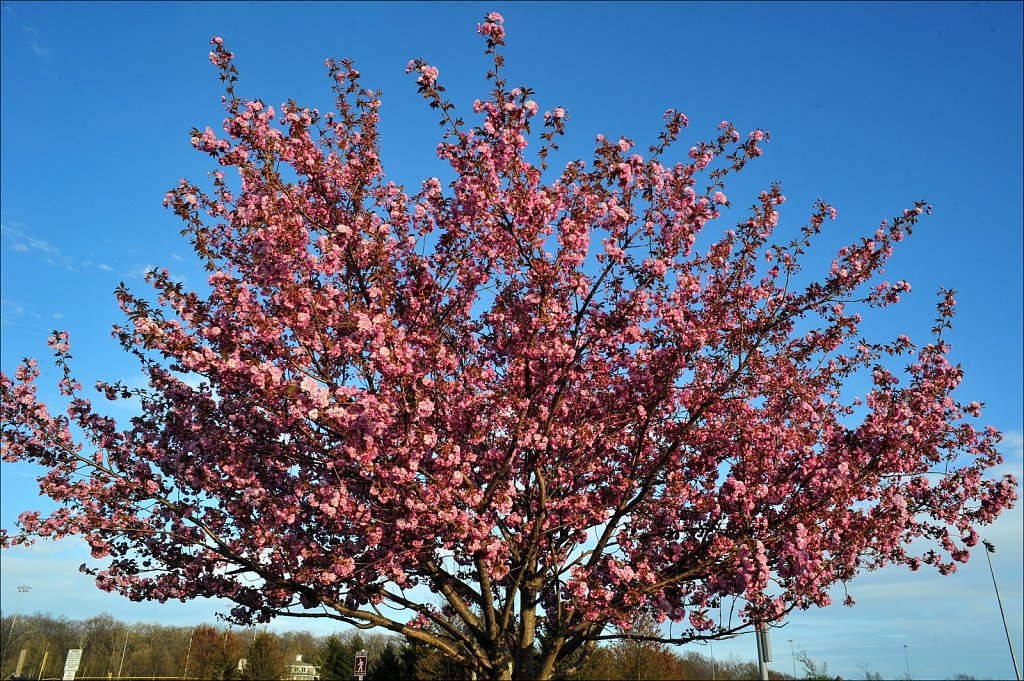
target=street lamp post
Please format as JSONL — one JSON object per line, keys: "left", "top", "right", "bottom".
{"left": 116, "top": 629, "right": 129, "bottom": 681}
{"left": 2, "top": 585, "right": 31, "bottom": 669}
{"left": 182, "top": 626, "right": 195, "bottom": 679}
{"left": 983, "top": 539, "right": 1021, "bottom": 681}
{"left": 903, "top": 644, "right": 912, "bottom": 681}
{"left": 788, "top": 639, "right": 796, "bottom": 678}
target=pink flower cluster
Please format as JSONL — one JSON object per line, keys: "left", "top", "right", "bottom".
{"left": 477, "top": 12, "right": 505, "bottom": 43}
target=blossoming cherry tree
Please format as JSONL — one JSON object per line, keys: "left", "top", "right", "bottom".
{"left": 1, "top": 13, "right": 1016, "bottom": 681}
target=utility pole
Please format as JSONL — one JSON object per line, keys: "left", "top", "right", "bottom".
{"left": 983, "top": 539, "right": 1021, "bottom": 681}
{"left": 903, "top": 644, "right": 912, "bottom": 681}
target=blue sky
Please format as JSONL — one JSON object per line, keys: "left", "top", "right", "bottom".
{"left": 1, "top": 2, "right": 1021, "bottom": 678}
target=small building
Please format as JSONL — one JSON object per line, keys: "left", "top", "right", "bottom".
{"left": 285, "top": 653, "right": 320, "bottom": 681}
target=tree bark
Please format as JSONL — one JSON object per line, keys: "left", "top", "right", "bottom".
{"left": 516, "top": 583, "right": 539, "bottom": 681}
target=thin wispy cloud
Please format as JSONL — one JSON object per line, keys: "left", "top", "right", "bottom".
{"left": 21, "top": 25, "right": 51, "bottom": 58}
{"left": 993, "top": 428, "right": 1024, "bottom": 481}
{"left": 0, "top": 296, "right": 42, "bottom": 331}
{"left": 1001, "top": 429, "right": 1023, "bottom": 459}
{"left": 121, "top": 264, "right": 158, "bottom": 280}
{"left": 1, "top": 222, "right": 77, "bottom": 270}
{"left": 80, "top": 258, "right": 115, "bottom": 272}
{"left": 1, "top": 297, "right": 27, "bottom": 320}
{"left": 3, "top": 222, "right": 190, "bottom": 286}
{"left": 3, "top": 222, "right": 120, "bottom": 276}
{"left": 27, "top": 39, "right": 50, "bottom": 58}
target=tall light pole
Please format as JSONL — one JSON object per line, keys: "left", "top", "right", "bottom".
{"left": 788, "top": 639, "right": 796, "bottom": 678}
{"left": 983, "top": 539, "right": 1021, "bottom": 681}
{"left": 116, "top": 629, "right": 129, "bottom": 681}
{"left": 182, "top": 626, "right": 195, "bottom": 679}
{"left": 2, "top": 585, "right": 31, "bottom": 668}
{"left": 903, "top": 644, "right": 912, "bottom": 681}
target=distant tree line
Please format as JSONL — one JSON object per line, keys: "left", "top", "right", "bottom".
{"left": 2, "top": 606, "right": 806, "bottom": 675}
{"left": 0, "top": 612, "right": 331, "bottom": 681}
{"left": 1, "top": 610, "right": 987, "bottom": 680}
{"left": 1, "top": 611, "right": 804, "bottom": 680}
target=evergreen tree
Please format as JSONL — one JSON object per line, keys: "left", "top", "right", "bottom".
{"left": 242, "top": 631, "right": 285, "bottom": 681}
{"left": 366, "top": 641, "right": 403, "bottom": 681}
{"left": 399, "top": 639, "right": 431, "bottom": 679}
{"left": 317, "top": 635, "right": 349, "bottom": 681}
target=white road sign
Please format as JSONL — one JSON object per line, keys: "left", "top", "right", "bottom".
{"left": 63, "top": 648, "right": 83, "bottom": 680}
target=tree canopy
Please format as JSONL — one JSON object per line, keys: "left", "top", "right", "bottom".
{"left": 1, "top": 12, "right": 1016, "bottom": 681}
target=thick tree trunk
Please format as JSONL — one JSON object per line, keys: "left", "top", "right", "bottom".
{"left": 517, "top": 598, "right": 537, "bottom": 681}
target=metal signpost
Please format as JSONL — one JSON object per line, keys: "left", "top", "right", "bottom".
{"left": 62, "top": 648, "right": 83, "bottom": 681}
{"left": 354, "top": 649, "right": 368, "bottom": 680}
